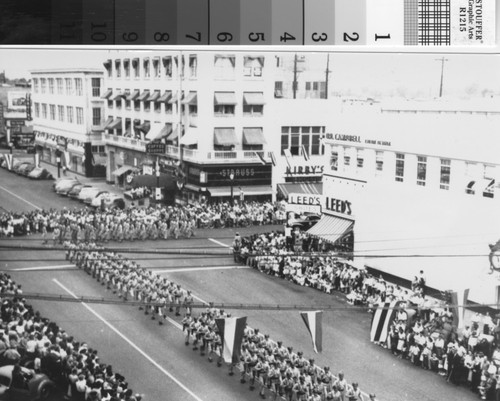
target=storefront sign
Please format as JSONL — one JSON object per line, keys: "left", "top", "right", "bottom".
{"left": 7, "top": 92, "right": 27, "bottom": 112}
{"left": 285, "top": 165, "right": 324, "bottom": 177}
{"left": 192, "top": 164, "right": 271, "bottom": 187}
{"left": 9, "top": 119, "right": 25, "bottom": 134}
{"left": 146, "top": 141, "right": 166, "bottom": 154}
{"left": 143, "top": 165, "right": 153, "bottom": 175}
{"left": 324, "top": 196, "right": 352, "bottom": 216}
{"left": 325, "top": 132, "right": 391, "bottom": 147}
{"left": 287, "top": 193, "right": 322, "bottom": 214}
{"left": 57, "top": 136, "right": 67, "bottom": 148}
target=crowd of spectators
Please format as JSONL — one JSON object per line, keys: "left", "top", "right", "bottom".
{"left": 240, "top": 231, "right": 500, "bottom": 400}
{"left": 65, "top": 242, "right": 378, "bottom": 401}
{"left": 0, "top": 271, "right": 141, "bottom": 401}
{"left": 0, "top": 200, "right": 285, "bottom": 240}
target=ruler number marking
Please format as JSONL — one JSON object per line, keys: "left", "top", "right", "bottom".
{"left": 343, "top": 32, "right": 359, "bottom": 42}
{"left": 311, "top": 32, "right": 327, "bottom": 42}
{"left": 374, "top": 33, "right": 391, "bottom": 41}
{"left": 154, "top": 32, "right": 170, "bottom": 42}
{"left": 217, "top": 32, "right": 233, "bottom": 42}
{"left": 249, "top": 32, "right": 265, "bottom": 42}
{"left": 90, "top": 22, "right": 108, "bottom": 42}
{"left": 186, "top": 32, "right": 201, "bottom": 42}
{"left": 122, "top": 32, "right": 138, "bottom": 42}
{"left": 280, "top": 32, "right": 296, "bottom": 42}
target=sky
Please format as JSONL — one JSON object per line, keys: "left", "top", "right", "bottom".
{"left": 0, "top": 48, "right": 499, "bottom": 99}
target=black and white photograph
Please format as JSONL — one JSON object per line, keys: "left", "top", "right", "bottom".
{"left": 0, "top": 48, "right": 499, "bottom": 401}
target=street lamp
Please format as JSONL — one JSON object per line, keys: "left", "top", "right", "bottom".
{"left": 56, "top": 156, "right": 61, "bottom": 178}
{"left": 8, "top": 142, "right": 13, "bottom": 155}
{"left": 229, "top": 172, "right": 234, "bottom": 204}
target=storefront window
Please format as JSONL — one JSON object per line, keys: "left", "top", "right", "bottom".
{"left": 189, "top": 55, "right": 197, "bottom": 78}
{"left": 41, "top": 104, "right": 47, "bottom": 119}
{"left": 143, "top": 58, "right": 150, "bottom": 78}
{"left": 57, "top": 78, "right": 63, "bottom": 94}
{"left": 49, "top": 105, "right": 56, "bottom": 120}
{"left": 76, "top": 107, "right": 84, "bottom": 125}
{"left": 280, "top": 129, "right": 289, "bottom": 156}
{"left": 34, "top": 103, "right": 40, "bottom": 118}
{"left": 395, "top": 153, "right": 405, "bottom": 182}
{"left": 417, "top": 156, "right": 427, "bottom": 186}
{"left": 67, "top": 106, "right": 73, "bottom": 123}
{"left": 92, "top": 108, "right": 101, "bottom": 126}
{"left": 75, "top": 78, "right": 83, "bottom": 96}
{"left": 40, "top": 78, "right": 46, "bottom": 94}
{"left": 356, "top": 149, "right": 364, "bottom": 169}
{"left": 33, "top": 78, "right": 39, "bottom": 93}
{"left": 57, "top": 106, "right": 64, "bottom": 122}
{"left": 115, "top": 60, "right": 121, "bottom": 78}
{"left": 162, "top": 56, "right": 172, "bottom": 78}
{"left": 48, "top": 78, "right": 54, "bottom": 94}
{"left": 91, "top": 78, "right": 101, "bottom": 97}
{"left": 214, "top": 55, "right": 235, "bottom": 80}
{"left": 65, "top": 78, "right": 72, "bottom": 95}
{"left": 440, "top": 159, "right": 451, "bottom": 190}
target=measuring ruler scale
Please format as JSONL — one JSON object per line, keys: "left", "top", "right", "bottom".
{"left": 0, "top": 0, "right": 495, "bottom": 46}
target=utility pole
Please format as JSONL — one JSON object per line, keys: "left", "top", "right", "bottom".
{"left": 435, "top": 57, "right": 448, "bottom": 98}
{"left": 324, "top": 54, "right": 331, "bottom": 99}
{"left": 293, "top": 54, "right": 298, "bottom": 99}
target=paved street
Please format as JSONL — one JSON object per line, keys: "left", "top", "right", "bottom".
{"left": 0, "top": 171, "right": 481, "bottom": 401}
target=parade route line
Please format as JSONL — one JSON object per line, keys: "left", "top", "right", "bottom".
{"left": 0, "top": 184, "right": 42, "bottom": 210}
{"left": 52, "top": 278, "right": 204, "bottom": 401}
{"left": 156, "top": 265, "right": 249, "bottom": 274}
{"left": 208, "top": 238, "right": 231, "bottom": 248}
{"left": 14, "top": 264, "right": 75, "bottom": 271}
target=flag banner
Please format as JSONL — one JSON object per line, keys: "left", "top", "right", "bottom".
{"left": 255, "top": 151, "right": 267, "bottom": 165}
{"left": 370, "top": 300, "right": 403, "bottom": 343}
{"left": 450, "top": 289, "right": 469, "bottom": 329}
{"left": 301, "top": 145, "right": 310, "bottom": 162}
{"left": 5, "top": 154, "right": 13, "bottom": 170}
{"left": 300, "top": 311, "right": 323, "bottom": 353}
{"left": 215, "top": 316, "right": 247, "bottom": 364}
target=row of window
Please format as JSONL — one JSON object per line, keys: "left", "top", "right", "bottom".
{"left": 32, "top": 77, "right": 101, "bottom": 97}
{"left": 104, "top": 55, "right": 265, "bottom": 81}
{"left": 280, "top": 126, "right": 325, "bottom": 157}
{"left": 105, "top": 90, "right": 264, "bottom": 117}
{"left": 34, "top": 102, "right": 101, "bottom": 126}
{"left": 274, "top": 81, "right": 327, "bottom": 99}
{"left": 330, "top": 149, "right": 496, "bottom": 194}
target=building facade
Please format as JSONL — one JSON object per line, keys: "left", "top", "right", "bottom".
{"left": 101, "top": 51, "right": 335, "bottom": 203}
{"left": 315, "top": 100, "right": 500, "bottom": 305}
{"left": 31, "top": 69, "right": 105, "bottom": 177}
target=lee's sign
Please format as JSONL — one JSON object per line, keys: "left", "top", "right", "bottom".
{"left": 324, "top": 196, "right": 353, "bottom": 217}
{"left": 285, "top": 165, "right": 324, "bottom": 177}
{"left": 286, "top": 193, "right": 322, "bottom": 214}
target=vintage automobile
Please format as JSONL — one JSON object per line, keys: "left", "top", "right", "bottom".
{"left": 54, "top": 177, "right": 80, "bottom": 193}
{"left": 91, "top": 193, "right": 126, "bottom": 209}
{"left": 68, "top": 183, "right": 92, "bottom": 199}
{"left": 288, "top": 213, "right": 321, "bottom": 230}
{"left": 0, "top": 365, "right": 54, "bottom": 400}
{"left": 28, "top": 168, "right": 54, "bottom": 180}
{"left": 17, "top": 163, "right": 36, "bottom": 176}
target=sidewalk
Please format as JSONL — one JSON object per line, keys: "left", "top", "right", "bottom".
{"left": 40, "top": 160, "right": 125, "bottom": 197}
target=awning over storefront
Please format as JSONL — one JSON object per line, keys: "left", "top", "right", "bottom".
{"left": 126, "top": 90, "right": 140, "bottom": 101}
{"left": 243, "top": 92, "right": 265, "bottom": 105}
{"left": 277, "top": 182, "right": 323, "bottom": 198}
{"left": 168, "top": 92, "right": 183, "bottom": 104}
{"left": 131, "top": 174, "right": 175, "bottom": 189}
{"left": 214, "top": 128, "right": 237, "bottom": 146}
{"left": 208, "top": 185, "right": 272, "bottom": 197}
{"left": 166, "top": 126, "right": 178, "bottom": 141}
{"left": 180, "top": 130, "right": 197, "bottom": 146}
{"left": 112, "top": 165, "right": 137, "bottom": 177}
{"left": 136, "top": 122, "right": 150, "bottom": 134}
{"left": 111, "top": 91, "right": 124, "bottom": 101}
{"left": 158, "top": 91, "right": 172, "bottom": 103}
{"left": 467, "top": 178, "right": 495, "bottom": 194}
{"left": 107, "top": 118, "right": 122, "bottom": 130}
{"left": 307, "top": 215, "right": 354, "bottom": 244}
{"left": 214, "top": 92, "right": 237, "bottom": 105}
{"left": 182, "top": 92, "right": 197, "bottom": 105}
{"left": 147, "top": 90, "right": 161, "bottom": 102}
{"left": 101, "top": 89, "right": 113, "bottom": 99}
{"left": 137, "top": 90, "right": 150, "bottom": 101}
{"left": 100, "top": 116, "right": 114, "bottom": 130}
{"left": 242, "top": 128, "right": 266, "bottom": 145}
{"left": 146, "top": 123, "right": 172, "bottom": 141}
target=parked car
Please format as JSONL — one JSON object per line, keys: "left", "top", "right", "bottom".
{"left": 77, "top": 186, "right": 99, "bottom": 202}
{"left": 58, "top": 181, "right": 84, "bottom": 196}
{"left": 53, "top": 176, "right": 78, "bottom": 190}
{"left": 12, "top": 161, "right": 31, "bottom": 174}
{"left": 0, "top": 365, "right": 54, "bottom": 400}
{"left": 288, "top": 213, "right": 321, "bottom": 230}
{"left": 83, "top": 189, "right": 110, "bottom": 205}
{"left": 68, "top": 184, "right": 92, "bottom": 199}
{"left": 28, "top": 167, "right": 53, "bottom": 180}
{"left": 91, "top": 193, "right": 126, "bottom": 209}
{"left": 17, "top": 163, "right": 36, "bottom": 176}
{"left": 55, "top": 178, "right": 80, "bottom": 194}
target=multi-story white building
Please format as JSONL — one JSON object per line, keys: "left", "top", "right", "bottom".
{"left": 311, "top": 99, "right": 500, "bottom": 306}
{"left": 31, "top": 69, "right": 105, "bottom": 177}
{"left": 101, "top": 51, "right": 334, "bottom": 203}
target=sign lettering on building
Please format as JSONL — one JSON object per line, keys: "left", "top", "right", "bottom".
{"left": 146, "top": 141, "right": 166, "bottom": 154}
{"left": 286, "top": 193, "right": 322, "bottom": 214}
{"left": 325, "top": 132, "right": 391, "bottom": 147}
{"left": 285, "top": 165, "right": 324, "bottom": 177}
{"left": 324, "top": 196, "right": 352, "bottom": 216}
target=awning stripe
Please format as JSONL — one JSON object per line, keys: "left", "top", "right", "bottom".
{"left": 243, "top": 92, "right": 265, "bottom": 105}
{"left": 277, "top": 182, "right": 323, "bottom": 198}
{"left": 101, "top": 89, "right": 113, "bottom": 99}
{"left": 242, "top": 128, "right": 265, "bottom": 145}
{"left": 214, "top": 128, "right": 237, "bottom": 146}
{"left": 307, "top": 215, "right": 353, "bottom": 244}
{"left": 214, "top": 92, "right": 237, "bottom": 105}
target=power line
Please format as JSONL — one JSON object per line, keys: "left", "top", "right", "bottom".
{"left": 0, "top": 291, "right": 485, "bottom": 311}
